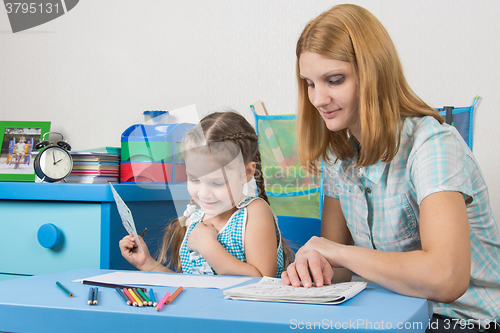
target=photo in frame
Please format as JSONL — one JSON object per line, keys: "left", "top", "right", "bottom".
{"left": 0, "top": 121, "right": 51, "bottom": 181}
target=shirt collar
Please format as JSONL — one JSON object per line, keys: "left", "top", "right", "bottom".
{"left": 337, "top": 137, "right": 388, "bottom": 185}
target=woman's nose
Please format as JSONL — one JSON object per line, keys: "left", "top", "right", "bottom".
{"left": 311, "top": 85, "right": 331, "bottom": 109}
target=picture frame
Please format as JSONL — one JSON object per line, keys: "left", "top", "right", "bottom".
{"left": 0, "top": 121, "right": 51, "bottom": 182}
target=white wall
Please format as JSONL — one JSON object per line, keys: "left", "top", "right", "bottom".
{"left": 1, "top": 0, "right": 499, "bottom": 223}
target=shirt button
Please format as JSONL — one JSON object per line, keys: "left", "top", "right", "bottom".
{"left": 366, "top": 187, "right": 372, "bottom": 193}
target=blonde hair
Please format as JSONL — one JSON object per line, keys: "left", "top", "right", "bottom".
{"left": 296, "top": 4, "right": 444, "bottom": 171}
{"left": 156, "top": 111, "right": 294, "bottom": 272}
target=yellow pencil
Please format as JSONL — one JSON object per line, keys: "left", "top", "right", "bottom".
{"left": 128, "top": 288, "right": 143, "bottom": 307}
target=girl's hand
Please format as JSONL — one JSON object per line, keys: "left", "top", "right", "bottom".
{"left": 119, "top": 234, "right": 155, "bottom": 271}
{"left": 187, "top": 222, "right": 218, "bottom": 254}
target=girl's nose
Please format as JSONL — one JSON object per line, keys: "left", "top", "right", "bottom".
{"left": 197, "top": 183, "right": 211, "bottom": 198}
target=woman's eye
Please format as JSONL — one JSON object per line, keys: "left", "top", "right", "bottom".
{"left": 305, "top": 80, "right": 314, "bottom": 88}
{"left": 328, "top": 76, "right": 344, "bottom": 85}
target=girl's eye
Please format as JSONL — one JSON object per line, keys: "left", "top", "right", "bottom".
{"left": 328, "top": 75, "right": 344, "bottom": 85}
{"left": 188, "top": 178, "right": 200, "bottom": 183}
{"left": 212, "top": 182, "right": 226, "bottom": 187}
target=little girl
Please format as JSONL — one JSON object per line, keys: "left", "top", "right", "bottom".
{"left": 119, "top": 110, "right": 293, "bottom": 277}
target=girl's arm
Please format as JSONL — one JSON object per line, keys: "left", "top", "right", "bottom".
{"left": 284, "top": 191, "right": 471, "bottom": 303}
{"left": 189, "top": 199, "right": 279, "bottom": 277}
{"left": 119, "top": 234, "right": 173, "bottom": 273}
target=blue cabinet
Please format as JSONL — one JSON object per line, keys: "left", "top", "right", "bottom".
{"left": 0, "top": 182, "right": 189, "bottom": 281}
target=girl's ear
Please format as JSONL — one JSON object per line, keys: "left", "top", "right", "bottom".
{"left": 245, "top": 162, "right": 256, "bottom": 182}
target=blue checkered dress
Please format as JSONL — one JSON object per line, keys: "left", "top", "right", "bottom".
{"left": 179, "top": 196, "right": 285, "bottom": 277}
{"left": 324, "top": 116, "right": 500, "bottom": 322}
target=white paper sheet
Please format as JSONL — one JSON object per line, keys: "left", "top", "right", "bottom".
{"left": 73, "top": 271, "right": 252, "bottom": 289}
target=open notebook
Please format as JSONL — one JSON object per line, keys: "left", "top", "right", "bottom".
{"left": 224, "top": 277, "right": 367, "bottom": 304}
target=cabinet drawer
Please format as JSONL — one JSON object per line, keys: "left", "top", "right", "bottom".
{"left": 0, "top": 201, "right": 101, "bottom": 275}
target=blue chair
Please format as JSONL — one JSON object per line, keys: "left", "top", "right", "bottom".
{"left": 276, "top": 215, "right": 321, "bottom": 252}
{"left": 436, "top": 96, "right": 479, "bottom": 150}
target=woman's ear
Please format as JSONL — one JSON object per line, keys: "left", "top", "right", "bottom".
{"left": 245, "top": 162, "right": 256, "bottom": 182}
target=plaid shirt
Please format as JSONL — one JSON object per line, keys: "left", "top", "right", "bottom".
{"left": 324, "top": 116, "right": 500, "bottom": 322}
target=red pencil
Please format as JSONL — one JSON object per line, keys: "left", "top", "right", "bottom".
{"left": 122, "top": 288, "right": 137, "bottom": 306}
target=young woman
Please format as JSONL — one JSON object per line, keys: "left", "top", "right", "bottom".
{"left": 281, "top": 4, "right": 500, "bottom": 332}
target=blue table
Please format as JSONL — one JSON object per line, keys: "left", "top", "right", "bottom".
{"left": 0, "top": 269, "right": 431, "bottom": 332}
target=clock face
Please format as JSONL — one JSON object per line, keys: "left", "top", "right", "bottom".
{"left": 37, "top": 147, "right": 73, "bottom": 181}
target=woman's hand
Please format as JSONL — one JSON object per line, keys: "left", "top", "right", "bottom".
{"left": 119, "top": 234, "right": 156, "bottom": 271}
{"left": 282, "top": 236, "right": 345, "bottom": 288}
{"left": 187, "top": 222, "right": 219, "bottom": 255}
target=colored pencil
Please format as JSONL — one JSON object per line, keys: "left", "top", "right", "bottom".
{"left": 128, "top": 288, "right": 143, "bottom": 307}
{"left": 123, "top": 288, "right": 137, "bottom": 306}
{"left": 133, "top": 287, "right": 147, "bottom": 306}
{"left": 93, "top": 287, "right": 98, "bottom": 305}
{"left": 149, "top": 288, "right": 157, "bottom": 307}
{"left": 155, "top": 292, "right": 171, "bottom": 311}
{"left": 137, "top": 287, "right": 152, "bottom": 306}
{"left": 115, "top": 288, "right": 130, "bottom": 306}
{"left": 81, "top": 280, "right": 146, "bottom": 292}
{"left": 88, "top": 287, "right": 94, "bottom": 305}
{"left": 166, "top": 286, "right": 183, "bottom": 305}
{"left": 56, "top": 281, "right": 73, "bottom": 297}
{"left": 129, "top": 228, "right": 147, "bottom": 255}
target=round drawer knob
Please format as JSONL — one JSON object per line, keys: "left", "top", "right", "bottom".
{"left": 37, "top": 223, "right": 61, "bottom": 249}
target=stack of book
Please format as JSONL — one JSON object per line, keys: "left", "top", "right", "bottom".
{"left": 66, "top": 147, "right": 120, "bottom": 184}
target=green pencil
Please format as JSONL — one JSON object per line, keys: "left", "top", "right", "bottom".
{"left": 137, "top": 287, "right": 152, "bottom": 306}
{"left": 56, "top": 281, "right": 73, "bottom": 297}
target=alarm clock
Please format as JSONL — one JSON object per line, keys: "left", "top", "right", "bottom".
{"left": 33, "top": 132, "right": 73, "bottom": 183}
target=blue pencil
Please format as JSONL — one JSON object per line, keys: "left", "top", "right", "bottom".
{"left": 115, "top": 288, "right": 130, "bottom": 306}
{"left": 88, "top": 287, "right": 94, "bottom": 305}
{"left": 93, "top": 287, "right": 98, "bottom": 305}
{"left": 149, "top": 288, "right": 157, "bottom": 307}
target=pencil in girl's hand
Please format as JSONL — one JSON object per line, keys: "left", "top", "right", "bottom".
{"left": 88, "top": 287, "right": 94, "bottom": 305}
{"left": 149, "top": 288, "right": 157, "bottom": 307}
{"left": 56, "top": 281, "right": 73, "bottom": 297}
{"left": 129, "top": 228, "right": 147, "bottom": 255}
{"left": 116, "top": 288, "right": 131, "bottom": 306}
{"left": 155, "top": 292, "right": 171, "bottom": 311}
{"left": 93, "top": 287, "right": 98, "bottom": 305}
